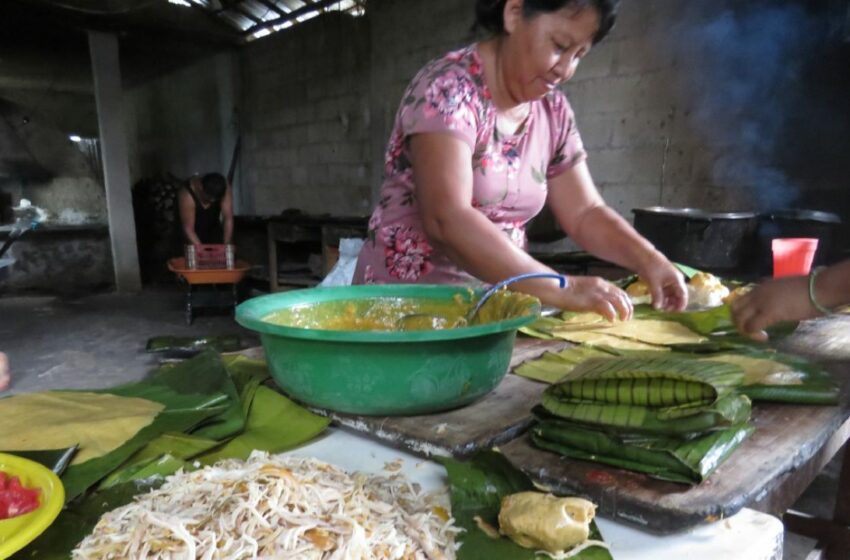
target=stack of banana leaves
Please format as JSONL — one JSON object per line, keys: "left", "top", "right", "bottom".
{"left": 0, "top": 350, "right": 330, "bottom": 558}
{"left": 518, "top": 303, "right": 839, "bottom": 484}
{"left": 532, "top": 356, "right": 755, "bottom": 484}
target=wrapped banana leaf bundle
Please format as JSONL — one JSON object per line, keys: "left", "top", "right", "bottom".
{"left": 532, "top": 415, "right": 753, "bottom": 484}
{"left": 517, "top": 345, "right": 839, "bottom": 405}
{"left": 533, "top": 356, "right": 755, "bottom": 484}
{"left": 540, "top": 357, "right": 752, "bottom": 436}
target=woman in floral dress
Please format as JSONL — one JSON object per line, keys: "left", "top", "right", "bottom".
{"left": 354, "top": 0, "right": 687, "bottom": 320}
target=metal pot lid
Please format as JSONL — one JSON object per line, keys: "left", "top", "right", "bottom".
{"left": 632, "top": 206, "right": 757, "bottom": 219}
{"left": 761, "top": 209, "right": 842, "bottom": 223}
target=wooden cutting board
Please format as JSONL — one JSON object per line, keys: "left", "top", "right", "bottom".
{"left": 311, "top": 337, "right": 566, "bottom": 457}
{"left": 501, "top": 362, "right": 850, "bottom": 533}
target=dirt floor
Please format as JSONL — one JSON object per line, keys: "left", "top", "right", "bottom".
{"left": 0, "top": 287, "right": 845, "bottom": 558}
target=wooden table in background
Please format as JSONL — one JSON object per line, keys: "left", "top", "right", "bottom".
{"left": 266, "top": 215, "right": 367, "bottom": 291}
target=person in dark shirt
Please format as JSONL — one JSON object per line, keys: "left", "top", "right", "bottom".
{"left": 178, "top": 172, "right": 234, "bottom": 245}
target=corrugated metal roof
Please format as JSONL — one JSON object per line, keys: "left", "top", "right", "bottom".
{"left": 171, "top": 0, "right": 365, "bottom": 41}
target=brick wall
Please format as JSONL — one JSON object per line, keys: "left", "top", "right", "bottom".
{"left": 241, "top": 13, "right": 371, "bottom": 216}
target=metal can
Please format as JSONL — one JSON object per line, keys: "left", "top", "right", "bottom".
{"left": 225, "top": 244, "right": 235, "bottom": 270}
{"left": 185, "top": 244, "right": 197, "bottom": 269}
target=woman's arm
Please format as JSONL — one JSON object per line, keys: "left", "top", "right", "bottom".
{"left": 732, "top": 259, "right": 850, "bottom": 340}
{"left": 411, "top": 133, "right": 631, "bottom": 320}
{"left": 547, "top": 162, "right": 688, "bottom": 311}
{"left": 178, "top": 189, "right": 202, "bottom": 246}
{"left": 221, "top": 184, "right": 234, "bottom": 244}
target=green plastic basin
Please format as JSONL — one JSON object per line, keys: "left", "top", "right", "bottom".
{"left": 235, "top": 284, "right": 539, "bottom": 416}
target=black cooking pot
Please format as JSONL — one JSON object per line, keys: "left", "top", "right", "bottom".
{"left": 632, "top": 207, "right": 759, "bottom": 271}
{"left": 755, "top": 209, "right": 842, "bottom": 274}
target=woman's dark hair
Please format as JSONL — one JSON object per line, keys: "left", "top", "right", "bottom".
{"left": 201, "top": 173, "right": 227, "bottom": 200}
{"left": 474, "top": 0, "right": 619, "bottom": 44}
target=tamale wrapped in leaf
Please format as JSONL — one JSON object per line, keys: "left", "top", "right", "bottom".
{"left": 517, "top": 345, "right": 838, "bottom": 405}
{"left": 437, "top": 451, "right": 612, "bottom": 559}
{"left": 540, "top": 357, "right": 751, "bottom": 435}
{"left": 541, "top": 392, "right": 751, "bottom": 436}
{"left": 532, "top": 418, "right": 754, "bottom": 484}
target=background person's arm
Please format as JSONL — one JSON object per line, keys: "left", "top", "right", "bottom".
{"left": 221, "top": 184, "right": 234, "bottom": 244}
{"left": 733, "top": 259, "right": 850, "bottom": 340}
{"left": 547, "top": 161, "right": 687, "bottom": 312}
{"left": 411, "top": 133, "right": 631, "bottom": 321}
{"left": 178, "top": 189, "right": 202, "bottom": 246}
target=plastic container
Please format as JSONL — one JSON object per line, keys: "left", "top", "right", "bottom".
{"left": 757, "top": 210, "right": 841, "bottom": 274}
{"left": 235, "top": 285, "right": 540, "bottom": 416}
{"left": 168, "top": 257, "right": 250, "bottom": 284}
{"left": 0, "top": 453, "right": 65, "bottom": 558}
{"left": 195, "top": 244, "right": 227, "bottom": 269}
{"left": 772, "top": 238, "right": 819, "bottom": 278}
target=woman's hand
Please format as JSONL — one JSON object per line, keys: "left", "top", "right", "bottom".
{"left": 731, "top": 277, "right": 816, "bottom": 341}
{"left": 548, "top": 276, "right": 633, "bottom": 322}
{"left": 637, "top": 253, "right": 688, "bottom": 312}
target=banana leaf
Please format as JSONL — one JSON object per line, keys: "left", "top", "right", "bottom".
{"left": 541, "top": 357, "right": 751, "bottom": 435}
{"left": 515, "top": 347, "right": 613, "bottom": 384}
{"left": 551, "top": 357, "right": 745, "bottom": 404}
{"left": 437, "top": 451, "right": 612, "bottom": 560}
{"left": 0, "top": 447, "right": 77, "bottom": 475}
{"left": 634, "top": 304, "right": 734, "bottom": 336}
{"left": 195, "top": 386, "right": 330, "bottom": 465}
{"left": 222, "top": 354, "right": 271, "bottom": 391}
{"left": 699, "top": 350, "right": 840, "bottom": 405}
{"left": 541, "top": 392, "right": 751, "bottom": 436}
{"left": 520, "top": 345, "right": 839, "bottom": 405}
{"left": 97, "top": 453, "right": 188, "bottom": 489}
{"left": 93, "top": 357, "right": 271, "bottom": 490}
{"left": 532, "top": 419, "right": 754, "bottom": 484}
{"left": 59, "top": 352, "right": 241, "bottom": 500}
{"left": 95, "top": 433, "right": 218, "bottom": 490}
{"left": 519, "top": 316, "right": 566, "bottom": 340}
{"left": 145, "top": 334, "right": 242, "bottom": 354}
{"left": 60, "top": 407, "right": 217, "bottom": 501}
{"left": 474, "top": 291, "right": 541, "bottom": 326}
{"left": 20, "top": 477, "right": 166, "bottom": 559}
{"left": 119, "top": 350, "right": 246, "bottom": 441}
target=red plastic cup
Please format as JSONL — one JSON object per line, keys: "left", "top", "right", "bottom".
{"left": 772, "top": 238, "right": 819, "bottom": 278}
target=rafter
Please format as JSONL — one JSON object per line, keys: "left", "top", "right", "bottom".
{"left": 240, "top": 0, "right": 341, "bottom": 36}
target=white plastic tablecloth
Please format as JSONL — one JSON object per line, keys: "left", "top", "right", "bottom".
{"left": 282, "top": 428, "right": 784, "bottom": 560}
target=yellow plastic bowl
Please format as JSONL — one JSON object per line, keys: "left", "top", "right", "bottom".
{"left": 0, "top": 453, "right": 64, "bottom": 558}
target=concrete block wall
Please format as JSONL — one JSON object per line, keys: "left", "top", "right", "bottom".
{"left": 368, "top": 0, "right": 475, "bottom": 199}
{"left": 126, "top": 53, "right": 238, "bottom": 189}
{"left": 566, "top": 0, "right": 723, "bottom": 218}
{"left": 231, "top": 0, "right": 848, "bottom": 241}
{"left": 240, "top": 13, "right": 372, "bottom": 217}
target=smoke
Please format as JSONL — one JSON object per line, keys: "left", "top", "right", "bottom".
{"left": 665, "top": 1, "right": 825, "bottom": 210}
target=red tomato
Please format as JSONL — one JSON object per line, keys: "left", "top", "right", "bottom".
{"left": 0, "top": 471, "right": 41, "bottom": 519}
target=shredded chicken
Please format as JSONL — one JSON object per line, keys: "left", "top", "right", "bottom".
{"left": 539, "top": 540, "right": 610, "bottom": 559}
{"left": 73, "top": 453, "right": 462, "bottom": 559}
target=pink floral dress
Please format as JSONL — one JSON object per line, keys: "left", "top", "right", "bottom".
{"left": 353, "top": 44, "right": 587, "bottom": 285}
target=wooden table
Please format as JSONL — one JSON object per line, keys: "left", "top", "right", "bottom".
{"left": 310, "top": 320, "right": 850, "bottom": 552}
{"left": 266, "top": 215, "right": 367, "bottom": 291}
